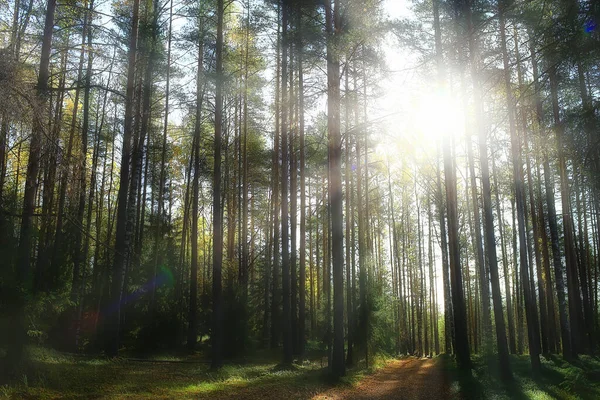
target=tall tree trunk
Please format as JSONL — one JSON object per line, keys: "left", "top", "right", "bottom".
{"left": 437, "top": 149, "right": 453, "bottom": 354}
{"left": 211, "top": 0, "right": 225, "bottom": 369}
{"left": 529, "top": 36, "right": 572, "bottom": 361}
{"left": 298, "top": 8, "right": 307, "bottom": 359}
{"left": 432, "top": 0, "right": 453, "bottom": 356}
{"left": 188, "top": 28, "right": 203, "bottom": 352}
{"left": 513, "top": 27, "right": 551, "bottom": 356}
{"left": 436, "top": 0, "right": 470, "bottom": 371}
{"left": 270, "top": 4, "right": 281, "bottom": 348}
{"left": 535, "top": 160, "right": 558, "bottom": 353}
{"left": 289, "top": 47, "right": 298, "bottom": 357}
{"left": 11, "top": 0, "right": 57, "bottom": 372}
{"left": 344, "top": 66, "right": 354, "bottom": 365}
{"left": 491, "top": 155, "right": 517, "bottom": 354}
{"left": 465, "top": 119, "right": 491, "bottom": 354}
{"left": 499, "top": 4, "right": 540, "bottom": 372}
{"left": 91, "top": 50, "right": 115, "bottom": 332}
{"left": 72, "top": 0, "right": 94, "bottom": 307}
{"left": 428, "top": 199, "right": 440, "bottom": 354}
{"left": 280, "top": 0, "right": 292, "bottom": 365}
{"left": 151, "top": 0, "right": 173, "bottom": 316}
{"left": 465, "top": 0, "right": 511, "bottom": 376}
{"left": 549, "top": 66, "right": 583, "bottom": 357}
{"left": 106, "top": 0, "right": 140, "bottom": 357}
{"left": 240, "top": 0, "right": 251, "bottom": 352}
{"left": 34, "top": 41, "right": 68, "bottom": 292}
{"left": 51, "top": 10, "right": 89, "bottom": 288}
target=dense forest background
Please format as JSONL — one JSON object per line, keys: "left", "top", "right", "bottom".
{"left": 0, "top": 0, "right": 599, "bottom": 385}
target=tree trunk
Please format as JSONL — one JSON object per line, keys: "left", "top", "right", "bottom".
{"left": 51, "top": 10, "right": 89, "bottom": 288}
{"left": 438, "top": 0, "right": 470, "bottom": 371}
{"left": 491, "top": 155, "right": 517, "bottom": 354}
{"left": 465, "top": 120, "right": 491, "bottom": 354}
{"left": 289, "top": 47, "right": 298, "bottom": 357}
{"left": 270, "top": 4, "right": 281, "bottom": 348}
{"left": 72, "top": 0, "right": 95, "bottom": 308}
{"left": 549, "top": 66, "right": 583, "bottom": 357}
{"left": 188, "top": 28, "right": 203, "bottom": 352}
{"left": 211, "top": 0, "right": 225, "bottom": 369}
{"left": 106, "top": 0, "right": 140, "bottom": 357}
{"left": 499, "top": 4, "right": 540, "bottom": 372}
{"left": 152, "top": 0, "right": 173, "bottom": 316}
{"left": 280, "top": 0, "right": 292, "bottom": 365}
{"left": 298, "top": 8, "right": 307, "bottom": 359}
{"left": 11, "top": 0, "right": 57, "bottom": 373}
{"left": 529, "top": 36, "right": 572, "bottom": 360}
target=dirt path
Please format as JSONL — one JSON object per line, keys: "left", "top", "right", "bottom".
{"left": 314, "top": 358, "right": 451, "bottom": 400}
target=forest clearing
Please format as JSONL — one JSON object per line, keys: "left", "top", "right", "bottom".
{"left": 1, "top": 0, "right": 600, "bottom": 397}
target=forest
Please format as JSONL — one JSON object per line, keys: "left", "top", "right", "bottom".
{"left": 0, "top": 0, "right": 599, "bottom": 398}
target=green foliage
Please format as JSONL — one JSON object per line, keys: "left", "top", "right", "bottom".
{"left": 0, "top": 346, "right": 385, "bottom": 399}
{"left": 442, "top": 354, "right": 600, "bottom": 400}
{"left": 366, "top": 281, "right": 396, "bottom": 356}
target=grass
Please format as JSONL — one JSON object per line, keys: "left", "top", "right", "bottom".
{"left": 442, "top": 353, "right": 600, "bottom": 400}
{"left": 0, "top": 346, "right": 394, "bottom": 399}
{"left": 7, "top": 345, "right": 593, "bottom": 399}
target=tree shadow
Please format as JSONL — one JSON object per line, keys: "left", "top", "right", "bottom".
{"left": 456, "top": 369, "right": 487, "bottom": 400}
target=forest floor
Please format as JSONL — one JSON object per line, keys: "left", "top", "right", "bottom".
{"left": 314, "top": 357, "right": 450, "bottom": 399}
{"left": 1, "top": 347, "right": 599, "bottom": 399}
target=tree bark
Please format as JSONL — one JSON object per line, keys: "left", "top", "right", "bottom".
{"left": 211, "top": 0, "right": 225, "bottom": 369}
{"left": 468, "top": 0, "right": 511, "bottom": 377}
{"left": 499, "top": 4, "right": 540, "bottom": 372}
{"left": 188, "top": 23, "right": 204, "bottom": 351}
{"left": 529, "top": 37, "right": 572, "bottom": 361}
{"left": 105, "top": 0, "right": 140, "bottom": 357}
{"left": 549, "top": 66, "right": 583, "bottom": 357}
{"left": 298, "top": 6, "right": 307, "bottom": 359}
{"left": 280, "top": 0, "right": 292, "bottom": 365}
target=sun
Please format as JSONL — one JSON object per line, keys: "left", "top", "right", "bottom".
{"left": 409, "top": 89, "right": 464, "bottom": 150}
{"left": 377, "top": 85, "right": 465, "bottom": 158}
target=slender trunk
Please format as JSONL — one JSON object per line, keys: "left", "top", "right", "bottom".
{"left": 433, "top": 0, "right": 453, "bottom": 356}
{"left": 151, "top": 0, "right": 173, "bottom": 314}
{"left": 298, "top": 9, "right": 306, "bottom": 359}
{"left": 270, "top": 5, "right": 281, "bottom": 348}
{"left": 437, "top": 0, "right": 470, "bottom": 370}
{"left": 492, "top": 155, "right": 517, "bottom": 354}
{"left": 465, "top": 119, "right": 491, "bottom": 353}
{"left": 468, "top": 0, "right": 512, "bottom": 374}
{"left": 72, "top": 0, "right": 94, "bottom": 307}
{"left": 536, "top": 160, "right": 558, "bottom": 353}
{"left": 51, "top": 11, "right": 89, "bottom": 287}
{"left": 443, "top": 124, "right": 470, "bottom": 370}
{"left": 106, "top": 0, "right": 140, "bottom": 357}
{"left": 34, "top": 42, "right": 68, "bottom": 292}
{"left": 499, "top": 5, "right": 540, "bottom": 372}
{"left": 280, "top": 0, "right": 292, "bottom": 365}
{"left": 10, "top": 0, "right": 57, "bottom": 372}
{"left": 549, "top": 67, "right": 583, "bottom": 357}
{"left": 240, "top": 0, "right": 251, "bottom": 352}
{"left": 211, "top": 0, "right": 225, "bottom": 369}
{"left": 530, "top": 37, "right": 572, "bottom": 360}
{"left": 289, "top": 47, "right": 298, "bottom": 356}
{"left": 188, "top": 31, "right": 203, "bottom": 351}
{"left": 92, "top": 61, "right": 114, "bottom": 329}
{"left": 465, "top": 0, "right": 511, "bottom": 376}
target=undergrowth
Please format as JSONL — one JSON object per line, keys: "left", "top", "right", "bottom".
{"left": 0, "top": 345, "right": 394, "bottom": 399}
{"left": 442, "top": 353, "right": 600, "bottom": 400}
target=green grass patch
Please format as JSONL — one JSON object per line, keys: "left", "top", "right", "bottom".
{"left": 441, "top": 353, "right": 600, "bottom": 400}
{"left": 0, "top": 346, "right": 393, "bottom": 399}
